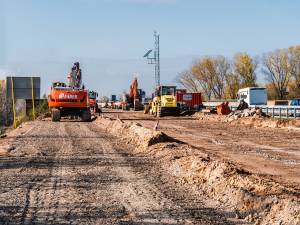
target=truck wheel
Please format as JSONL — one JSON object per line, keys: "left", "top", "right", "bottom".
{"left": 82, "top": 110, "right": 91, "bottom": 122}
{"left": 157, "top": 106, "right": 162, "bottom": 117}
{"left": 51, "top": 109, "right": 61, "bottom": 122}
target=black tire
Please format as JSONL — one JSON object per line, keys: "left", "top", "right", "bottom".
{"left": 82, "top": 110, "right": 91, "bottom": 122}
{"left": 157, "top": 106, "right": 162, "bottom": 117}
{"left": 133, "top": 99, "right": 139, "bottom": 111}
{"left": 51, "top": 109, "right": 61, "bottom": 122}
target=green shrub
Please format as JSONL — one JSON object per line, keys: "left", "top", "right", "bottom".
{"left": 28, "top": 98, "right": 49, "bottom": 120}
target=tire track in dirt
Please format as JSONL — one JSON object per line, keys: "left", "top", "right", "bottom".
{"left": 19, "top": 122, "right": 73, "bottom": 225}
{"left": 85, "top": 122, "right": 235, "bottom": 225}
{"left": 1, "top": 120, "right": 238, "bottom": 224}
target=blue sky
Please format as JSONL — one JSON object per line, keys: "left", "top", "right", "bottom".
{"left": 1, "top": 0, "right": 300, "bottom": 97}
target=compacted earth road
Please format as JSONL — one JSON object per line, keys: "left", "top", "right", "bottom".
{"left": 104, "top": 110, "right": 300, "bottom": 189}
{"left": 0, "top": 120, "right": 238, "bottom": 225}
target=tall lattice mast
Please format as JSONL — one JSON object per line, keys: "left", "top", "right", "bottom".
{"left": 144, "top": 31, "right": 161, "bottom": 87}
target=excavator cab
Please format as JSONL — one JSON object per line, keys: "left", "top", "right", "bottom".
{"left": 51, "top": 82, "right": 67, "bottom": 89}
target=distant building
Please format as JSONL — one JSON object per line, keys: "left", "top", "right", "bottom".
{"left": 1, "top": 77, "right": 41, "bottom": 126}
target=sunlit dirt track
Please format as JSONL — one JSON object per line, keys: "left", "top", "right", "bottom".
{"left": 0, "top": 120, "right": 236, "bottom": 225}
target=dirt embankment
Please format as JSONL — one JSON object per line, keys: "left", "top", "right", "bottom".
{"left": 195, "top": 112, "right": 300, "bottom": 129}
{"left": 97, "top": 116, "right": 300, "bottom": 225}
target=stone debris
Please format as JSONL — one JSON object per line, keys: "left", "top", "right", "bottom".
{"left": 227, "top": 107, "right": 269, "bottom": 121}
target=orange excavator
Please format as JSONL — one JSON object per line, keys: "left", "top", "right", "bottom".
{"left": 48, "top": 62, "right": 91, "bottom": 122}
{"left": 129, "top": 78, "right": 139, "bottom": 111}
{"left": 123, "top": 78, "right": 144, "bottom": 111}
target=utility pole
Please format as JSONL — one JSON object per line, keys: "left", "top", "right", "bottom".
{"left": 143, "top": 31, "right": 161, "bottom": 87}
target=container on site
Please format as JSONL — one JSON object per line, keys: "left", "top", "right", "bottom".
{"left": 176, "top": 92, "right": 202, "bottom": 110}
{"left": 237, "top": 87, "right": 267, "bottom": 106}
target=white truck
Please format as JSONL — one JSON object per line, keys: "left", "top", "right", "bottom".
{"left": 237, "top": 87, "right": 267, "bottom": 106}
{"left": 236, "top": 87, "right": 300, "bottom": 118}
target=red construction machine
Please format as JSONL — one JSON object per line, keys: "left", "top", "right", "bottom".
{"left": 88, "top": 90, "right": 101, "bottom": 115}
{"left": 48, "top": 62, "right": 91, "bottom": 122}
{"left": 122, "top": 78, "right": 145, "bottom": 111}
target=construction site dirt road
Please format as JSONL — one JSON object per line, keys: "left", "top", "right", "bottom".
{"left": 104, "top": 109, "right": 300, "bottom": 190}
{"left": 0, "top": 120, "right": 239, "bottom": 225}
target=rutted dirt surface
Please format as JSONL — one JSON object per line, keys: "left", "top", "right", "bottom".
{"left": 96, "top": 115, "right": 300, "bottom": 225}
{"left": 0, "top": 120, "right": 239, "bottom": 225}
{"left": 104, "top": 110, "right": 300, "bottom": 189}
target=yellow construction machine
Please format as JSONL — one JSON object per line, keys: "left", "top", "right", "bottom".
{"left": 145, "top": 85, "right": 179, "bottom": 117}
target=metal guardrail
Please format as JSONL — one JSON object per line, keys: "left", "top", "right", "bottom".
{"left": 230, "top": 106, "right": 300, "bottom": 119}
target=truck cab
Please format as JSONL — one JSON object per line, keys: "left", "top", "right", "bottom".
{"left": 89, "top": 91, "right": 100, "bottom": 114}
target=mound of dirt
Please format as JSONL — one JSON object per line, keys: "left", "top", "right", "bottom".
{"left": 96, "top": 117, "right": 172, "bottom": 150}
{"left": 194, "top": 112, "right": 300, "bottom": 129}
{"left": 194, "top": 112, "right": 225, "bottom": 122}
{"left": 169, "top": 154, "right": 300, "bottom": 224}
{"left": 97, "top": 116, "right": 300, "bottom": 225}
{"left": 230, "top": 117, "right": 300, "bottom": 129}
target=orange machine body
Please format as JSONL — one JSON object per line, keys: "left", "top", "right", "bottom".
{"left": 48, "top": 87, "right": 89, "bottom": 109}
{"left": 129, "top": 78, "right": 139, "bottom": 100}
{"left": 217, "top": 102, "right": 231, "bottom": 115}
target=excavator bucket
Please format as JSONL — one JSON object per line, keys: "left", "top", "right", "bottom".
{"left": 217, "top": 102, "right": 231, "bottom": 115}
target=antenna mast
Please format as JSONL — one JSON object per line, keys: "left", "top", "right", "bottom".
{"left": 154, "top": 31, "right": 160, "bottom": 87}
{"left": 143, "top": 31, "right": 161, "bottom": 87}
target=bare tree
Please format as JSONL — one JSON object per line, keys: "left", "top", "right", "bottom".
{"left": 213, "top": 56, "right": 230, "bottom": 99}
{"left": 191, "top": 58, "right": 214, "bottom": 100}
{"left": 224, "top": 72, "right": 241, "bottom": 99}
{"left": 234, "top": 53, "right": 258, "bottom": 88}
{"left": 191, "top": 56, "right": 230, "bottom": 100}
{"left": 288, "top": 45, "right": 300, "bottom": 97}
{"left": 262, "top": 49, "right": 291, "bottom": 100}
{"left": 176, "top": 70, "right": 201, "bottom": 92}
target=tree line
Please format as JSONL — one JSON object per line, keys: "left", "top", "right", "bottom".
{"left": 176, "top": 45, "right": 300, "bottom": 100}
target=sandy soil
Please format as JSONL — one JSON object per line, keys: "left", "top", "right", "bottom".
{"left": 0, "top": 120, "right": 239, "bottom": 225}
{"left": 102, "top": 110, "right": 300, "bottom": 190}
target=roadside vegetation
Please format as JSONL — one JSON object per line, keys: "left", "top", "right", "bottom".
{"left": 177, "top": 45, "right": 300, "bottom": 100}
{"left": 0, "top": 81, "right": 7, "bottom": 133}
{"left": 28, "top": 95, "right": 49, "bottom": 120}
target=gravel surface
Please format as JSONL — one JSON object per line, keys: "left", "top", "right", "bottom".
{"left": 0, "top": 120, "right": 238, "bottom": 225}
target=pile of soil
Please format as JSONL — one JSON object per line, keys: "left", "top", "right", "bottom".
{"left": 229, "top": 117, "right": 300, "bottom": 129}
{"left": 97, "top": 116, "right": 300, "bottom": 225}
{"left": 194, "top": 113, "right": 225, "bottom": 122}
{"left": 194, "top": 112, "right": 300, "bottom": 129}
{"left": 96, "top": 117, "right": 171, "bottom": 149}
